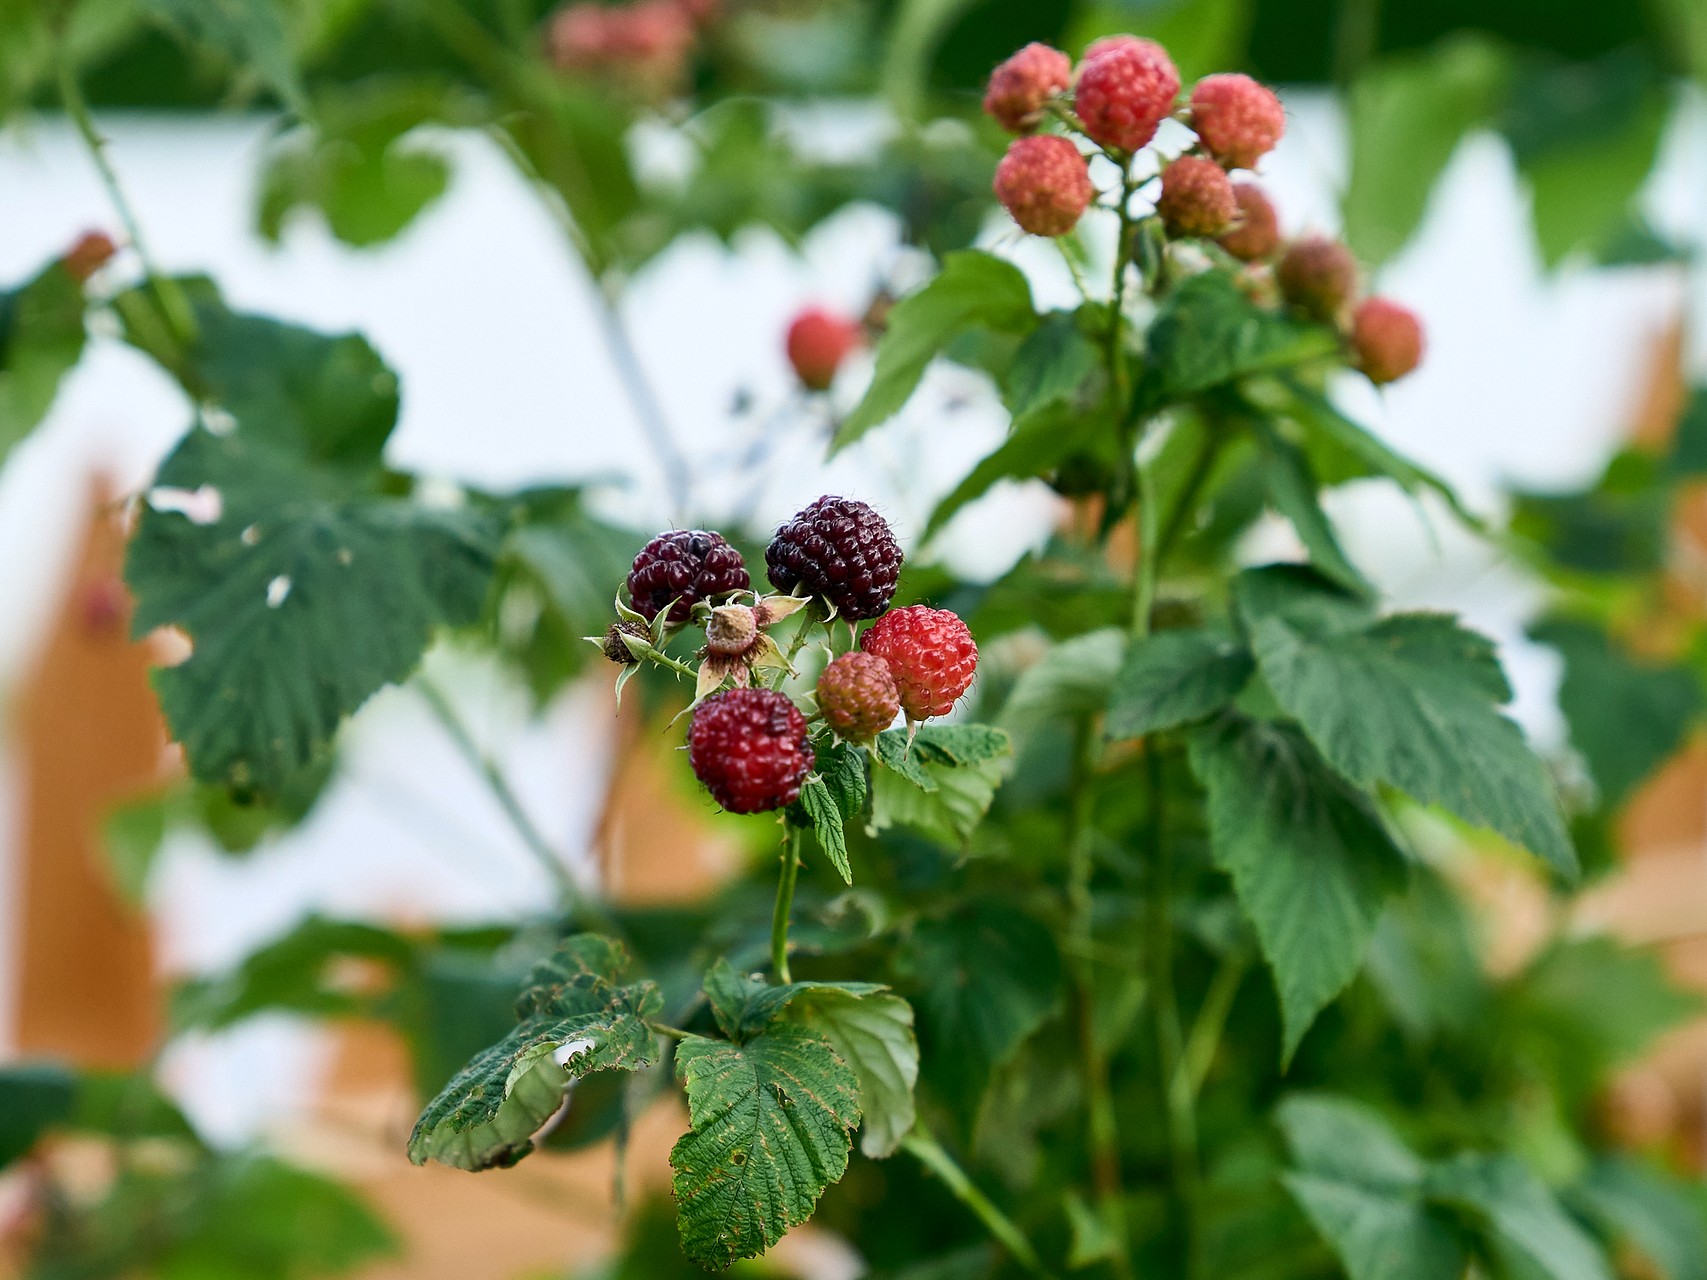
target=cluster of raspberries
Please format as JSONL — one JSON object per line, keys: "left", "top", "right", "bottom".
{"left": 545, "top": 0, "right": 717, "bottom": 99}
{"left": 620, "top": 496, "right": 979, "bottom": 813}
{"left": 983, "top": 36, "right": 1422, "bottom": 384}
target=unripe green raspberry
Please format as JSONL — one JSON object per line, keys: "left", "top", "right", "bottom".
{"left": 1351, "top": 297, "right": 1425, "bottom": 384}
{"left": 1156, "top": 155, "right": 1236, "bottom": 237}
{"left": 994, "top": 135, "right": 1095, "bottom": 238}
{"left": 1188, "top": 73, "right": 1285, "bottom": 169}
{"left": 983, "top": 42, "right": 1072, "bottom": 132}
{"left": 1276, "top": 235, "right": 1359, "bottom": 324}
{"left": 1217, "top": 182, "right": 1280, "bottom": 261}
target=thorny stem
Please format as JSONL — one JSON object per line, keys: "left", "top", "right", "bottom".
{"left": 770, "top": 825, "right": 801, "bottom": 983}
{"left": 54, "top": 45, "right": 196, "bottom": 345}
{"left": 901, "top": 1125, "right": 1055, "bottom": 1279}
{"left": 1065, "top": 720, "right": 1134, "bottom": 1280}
{"left": 1146, "top": 746, "right": 1200, "bottom": 1275}
{"left": 414, "top": 676, "right": 619, "bottom": 935}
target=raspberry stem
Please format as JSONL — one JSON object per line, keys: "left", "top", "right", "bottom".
{"left": 770, "top": 826, "right": 801, "bottom": 983}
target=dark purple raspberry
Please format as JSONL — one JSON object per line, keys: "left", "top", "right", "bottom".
{"left": 687, "top": 687, "right": 814, "bottom": 814}
{"left": 765, "top": 496, "right": 902, "bottom": 621}
{"left": 626, "top": 529, "right": 749, "bottom": 624}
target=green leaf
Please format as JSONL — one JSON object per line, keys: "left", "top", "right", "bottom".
{"left": 129, "top": 426, "right": 499, "bottom": 795}
{"left": 999, "top": 628, "right": 1124, "bottom": 732}
{"left": 815, "top": 738, "right": 868, "bottom": 821}
{"left": 870, "top": 725, "right": 1013, "bottom": 846}
{"left": 1282, "top": 381, "right": 1478, "bottom": 528}
{"left": 142, "top": 0, "right": 309, "bottom": 116}
{"left": 1570, "top": 1158, "right": 1707, "bottom": 1280}
{"left": 922, "top": 398, "right": 1112, "bottom": 541}
{"left": 1529, "top": 618, "right": 1702, "bottom": 808}
{"left": 699, "top": 957, "right": 884, "bottom": 1044}
{"left": 1140, "top": 272, "right": 1337, "bottom": 408}
{"left": 670, "top": 1023, "right": 861, "bottom": 1268}
{"left": 0, "top": 1063, "right": 78, "bottom": 1170}
{"left": 258, "top": 79, "right": 472, "bottom": 247}
{"left": 101, "top": 793, "right": 170, "bottom": 904}
{"left": 1002, "top": 308, "right": 1102, "bottom": 417}
{"left": 787, "top": 988, "right": 918, "bottom": 1158}
{"left": 901, "top": 901, "right": 1061, "bottom": 1127}
{"left": 1069, "top": 0, "right": 1250, "bottom": 84}
{"left": 834, "top": 251, "right": 1036, "bottom": 452}
{"left": 1189, "top": 716, "right": 1407, "bottom": 1060}
{"left": 1235, "top": 568, "right": 1576, "bottom": 878}
{"left": 1511, "top": 450, "right": 1669, "bottom": 579}
{"left": 798, "top": 775, "right": 853, "bottom": 884}
{"left": 1278, "top": 1094, "right": 1468, "bottom": 1280}
{"left": 1425, "top": 1153, "right": 1614, "bottom": 1280}
{"left": 1252, "top": 418, "right": 1368, "bottom": 591}
{"left": 408, "top": 935, "right": 662, "bottom": 1171}
{"left": 1343, "top": 36, "right": 1510, "bottom": 265}
{"left": 0, "top": 260, "right": 86, "bottom": 468}
{"left": 1667, "top": 387, "right": 1707, "bottom": 478}
{"left": 1105, "top": 626, "right": 1253, "bottom": 741}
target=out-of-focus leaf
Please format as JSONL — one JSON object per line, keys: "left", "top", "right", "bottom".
{"left": 1425, "top": 1153, "right": 1613, "bottom": 1280}
{"left": 999, "top": 628, "right": 1124, "bottom": 732}
{"left": 0, "top": 1063, "right": 78, "bottom": 1170}
{"left": 142, "top": 0, "right": 309, "bottom": 115}
{"left": 0, "top": 260, "right": 86, "bottom": 468}
{"left": 1343, "top": 36, "right": 1509, "bottom": 265}
{"left": 835, "top": 251, "right": 1037, "bottom": 452}
{"left": 1252, "top": 418, "right": 1368, "bottom": 591}
{"left": 1106, "top": 627, "right": 1253, "bottom": 741}
{"left": 1190, "top": 716, "right": 1406, "bottom": 1060}
{"left": 1069, "top": 0, "right": 1250, "bottom": 82}
{"left": 1511, "top": 450, "right": 1670, "bottom": 579}
{"left": 1529, "top": 617, "right": 1702, "bottom": 808}
{"left": 1569, "top": 1158, "right": 1707, "bottom": 1280}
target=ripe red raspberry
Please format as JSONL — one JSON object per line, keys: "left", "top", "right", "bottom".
{"left": 994, "top": 135, "right": 1095, "bottom": 238}
{"left": 1073, "top": 36, "right": 1180, "bottom": 154}
{"left": 1276, "top": 235, "right": 1359, "bottom": 324}
{"left": 63, "top": 231, "right": 117, "bottom": 284}
{"left": 1188, "top": 73, "right": 1285, "bottom": 170}
{"left": 859, "top": 606, "right": 978, "bottom": 722}
{"left": 766, "top": 496, "right": 902, "bottom": 621}
{"left": 983, "top": 42, "right": 1073, "bottom": 132}
{"left": 817, "top": 652, "right": 901, "bottom": 743}
{"left": 626, "top": 529, "right": 749, "bottom": 624}
{"left": 1156, "top": 155, "right": 1236, "bottom": 237}
{"left": 688, "top": 688, "right": 814, "bottom": 814}
{"left": 1218, "top": 182, "right": 1280, "bottom": 261}
{"left": 1351, "top": 297, "right": 1425, "bottom": 385}
{"left": 785, "top": 307, "right": 861, "bottom": 392}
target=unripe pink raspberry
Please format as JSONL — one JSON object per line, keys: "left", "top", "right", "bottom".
{"left": 983, "top": 42, "right": 1073, "bottom": 132}
{"left": 1276, "top": 235, "right": 1359, "bottom": 324}
{"left": 994, "top": 135, "right": 1094, "bottom": 238}
{"left": 1156, "top": 155, "right": 1236, "bottom": 237}
{"left": 817, "top": 652, "right": 901, "bottom": 743}
{"left": 1351, "top": 297, "right": 1424, "bottom": 385}
{"left": 859, "top": 606, "right": 978, "bottom": 723}
{"left": 785, "top": 307, "right": 862, "bottom": 392}
{"left": 1072, "top": 37, "right": 1180, "bottom": 154}
{"left": 63, "top": 231, "right": 117, "bottom": 284}
{"left": 1218, "top": 182, "right": 1280, "bottom": 261}
{"left": 547, "top": 0, "right": 694, "bottom": 96}
{"left": 1188, "top": 73, "right": 1285, "bottom": 170}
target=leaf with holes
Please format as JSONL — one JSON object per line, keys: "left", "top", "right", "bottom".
{"left": 408, "top": 935, "right": 661, "bottom": 1171}
{"left": 670, "top": 1023, "right": 861, "bottom": 1267}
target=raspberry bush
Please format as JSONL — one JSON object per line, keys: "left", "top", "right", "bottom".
{"left": 6, "top": 10, "right": 1706, "bottom": 1280}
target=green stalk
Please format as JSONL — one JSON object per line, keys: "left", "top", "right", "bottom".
{"left": 770, "top": 826, "right": 801, "bottom": 983}
{"left": 1146, "top": 747, "right": 1200, "bottom": 1275}
{"left": 414, "top": 676, "right": 621, "bottom": 936}
{"left": 1065, "top": 720, "right": 1134, "bottom": 1278}
{"left": 54, "top": 46, "right": 196, "bottom": 346}
{"left": 901, "top": 1125, "right": 1056, "bottom": 1279}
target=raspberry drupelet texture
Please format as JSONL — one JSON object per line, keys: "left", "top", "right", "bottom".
{"left": 1218, "top": 182, "right": 1280, "bottom": 260}
{"left": 817, "top": 652, "right": 901, "bottom": 743}
{"left": 1073, "top": 36, "right": 1180, "bottom": 154}
{"left": 860, "top": 606, "right": 978, "bottom": 722}
{"left": 1276, "top": 235, "right": 1359, "bottom": 324}
{"left": 1156, "top": 156, "right": 1237, "bottom": 237}
{"left": 626, "top": 529, "right": 750, "bottom": 624}
{"left": 1351, "top": 297, "right": 1425, "bottom": 385}
{"left": 983, "top": 42, "right": 1073, "bottom": 132}
{"left": 687, "top": 688, "right": 814, "bottom": 814}
{"left": 786, "top": 307, "right": 862, "bottom": 392}
{"left": 1188, "top": 73, "right": 1285, "bottom": 170}
{"left": 602, "top": 619, "right": 650, "bottom": 664}
{"left": 994, "top": 135, "right": 1095, "bottom": 238}
{"left": 766, "top": 496, "right": 903, "bottom": 621}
